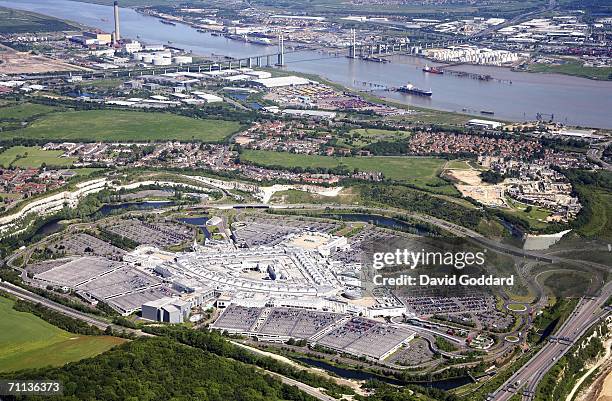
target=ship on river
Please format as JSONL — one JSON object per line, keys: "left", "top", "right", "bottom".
{"left": 422, "top": 65, "right": 444, "bottom": 74}
{"left": 397, "top": 83, "right": 432, "bottom": 96}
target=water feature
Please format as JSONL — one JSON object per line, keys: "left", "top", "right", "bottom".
{"left": 321, "top": 213, "right": 429, "bottom": 235}
{"left": 97, "top": 200, "right": 176, "bottom": 216}
{"left": 177, "top": 216, "right": 211, "bottom": 240}
{"left": 1, "top": 0, "right": 611, "bottom": 128}
{"left": 296, "top": 357, "right": 472, "bottom": 390}
{"left": 34, "top": 218, "right": 63, "bottom": 237}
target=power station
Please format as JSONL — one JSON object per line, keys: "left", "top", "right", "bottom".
{"left": 113, "top": 0, "right": 121, "bottom": 45}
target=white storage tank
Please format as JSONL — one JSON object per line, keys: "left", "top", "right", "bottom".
{"left": 173, "top": 56, "right": 193, "bottom": 64}
{"left": 153, "top": 56, "right": 172, "bottom": 66}
{"left": 132, "top": 52, "right": 144, "bottom": 61}
{"left": 142, "top": 54, "right": 154, "bottom": 63}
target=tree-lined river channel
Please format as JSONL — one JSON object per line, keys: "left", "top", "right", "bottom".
{"left": 2, "top": 0, "right": 611, "bottom": 128}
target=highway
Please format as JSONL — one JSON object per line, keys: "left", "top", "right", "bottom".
{"left": 488, "top": 282, "right": 612, "bottom": 401}
{"left": 0, "top": 281, "right": 112, "bottom": 330}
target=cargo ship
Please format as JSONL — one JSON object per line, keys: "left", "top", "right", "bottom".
{"left": 480, "top": 110, "right": 495, "bottom": 115}
{"left": 249, "top": 37, "right": 273, "bottom": 46}
{"left": 397, "top": 83, "right": 432, "bottom": 96}
{"left": 362, "top": 56, "right": 390, "bottom": 63}
{"left": 160, "top": 19, "right": 176, "bottom": 26}
{"left": 422, "top": 64, "right": 444, "bottom": 74}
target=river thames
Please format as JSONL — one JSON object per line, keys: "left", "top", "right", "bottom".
{"left": 1, "top": 0, "right": 611, "bottom": 128}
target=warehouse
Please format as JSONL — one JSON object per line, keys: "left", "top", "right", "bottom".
{"left": 251, "top": 76, "right": 311, "bottom": 88}
{"left": 466, "top": 119, "right": 504, "bottom": 129}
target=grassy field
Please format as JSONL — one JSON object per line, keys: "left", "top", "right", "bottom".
{"left": 0, "top": 146, "right": 75, "bottom": 168}
{"left": 504, "top": 197, "right": 551, "bottom": 229}
{"left": 242, "top": 149, "right": 457, "bottom": 194}
{"left": 4, "top": 110, "right": 242, "bottom": 142}
{"left": 0, "top": 297, "right": 124, "bottom": 373}
{"left": 0, "top": 7, "right": 78, "bottom": 34}
{"left": 80, "top": 78, "right": 125, "bottom": 89}
{"left": 444, "top": 160, "right": 472, "bottom": 170}
{"left": 0, "top": 103, "right": 58, "bottom": 120}
{"left": 577, "top": 187, "right": 612, "bottom": 241}
{"left": 528, "top": 60, "right": 612, "bottom": 81}
{"left": 338, "top": 128, "right": 411, "bottom": 148}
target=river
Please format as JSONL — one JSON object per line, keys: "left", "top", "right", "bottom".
{"left": 2, "top": 0, "right": 611, "bottom": 128}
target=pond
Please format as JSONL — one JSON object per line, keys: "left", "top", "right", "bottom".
{"left": 296, "top": 357, "right": 473, "bottom": 390}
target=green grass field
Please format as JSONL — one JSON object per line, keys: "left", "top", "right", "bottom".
{"left": 0, "top": 297, "right": 125, "bottom": 373}
{"left": 0, "top": 7, "right": 78, "bottom": 34}
{"left": 0, "top": 103, "right": 58, "bottom": 120}
{"left": 5, "top": 110, "right": 241, "bottom": 142}
{"left": 444, "top": 160, "right": 472, "bottom": 170}
{"left": 242, "top": 149, "right": 457, "bottom": 194}
{"left": 528, "top": 59, "right": 612, "bottom": 81}
{"left": 80, "top": 78, "right": 125, "bottom": 89}
{"left": 0, "top": 146, "right": 76, "bottom": 168}
{"left": 577, "top": 187, "right": 612, "bottom": 241}
{"left": 504, "top": 197, "right": 551, "bottom": 229}
{"left": 338, "top": 128, "right": 412, "bottom": 148}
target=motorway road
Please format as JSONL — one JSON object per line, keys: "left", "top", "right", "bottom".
{"left": 0, "top": 281, "right": 113, "bottom": 330}
{"left": 488, "top": 282, "right": 612, "bottom": 401}
{"left": 0, "top": 281, "right": 341, "bottom": 401}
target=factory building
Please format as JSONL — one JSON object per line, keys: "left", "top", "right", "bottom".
{"left": 142, "top": 297, "right": 190, "bottom": 323}
{"left": 141, "top": 287, "right": 214, "bottom": 323}
{"left": 466, "top": 119, "right": 504, "bottom": 129}
{"left": 251, "top": 76, "right": 311, "bottom": 88}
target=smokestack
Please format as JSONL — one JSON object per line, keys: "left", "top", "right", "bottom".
{"left": 113, "top": 1, "right": 120, "bottom": 45}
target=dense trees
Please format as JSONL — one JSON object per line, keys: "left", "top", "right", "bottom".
{"left": 361, "top": 184, "right": 484, "bottom": 230}
{"left": 144, "top": 326, "right": 355, "bottom": 397}
{"left": 4, "top": 337, "right": 317, "bottom": 401}
{"left": 480, "top": 170, "right": 504, "bottom": 184}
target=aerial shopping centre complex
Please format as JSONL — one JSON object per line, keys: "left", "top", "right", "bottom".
{"left": 29, "top": 225, "right": 417, "bottom": 361}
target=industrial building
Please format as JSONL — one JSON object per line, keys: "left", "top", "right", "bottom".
{"left": 141, "top": 287, "right": 214, "bottom": 323}
{"left": 252, "top": 76, "right": 311, "bottom": 88}
{"left": 467, "top": 119, "right": 504, "bottom": 129}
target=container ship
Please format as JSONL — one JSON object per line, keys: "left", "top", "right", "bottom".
{"left": 397, "top": 83, "right": 432, "bottom": 96}
{"left": 249, "top": 37, "right": 273, "bottom": 46}
{"left": 422, "top": 65, "right": 444, "bottom": 74}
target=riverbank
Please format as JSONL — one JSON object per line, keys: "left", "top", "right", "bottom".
{"left": 1, "top": 0, "right": 611, "bottom": 128}
{"left": 524, "top": 60, "right": 612, "bottom": 82}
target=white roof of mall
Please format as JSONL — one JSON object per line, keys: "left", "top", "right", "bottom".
{"left": 252, "top": 76, "right": 311, "bottom": 88}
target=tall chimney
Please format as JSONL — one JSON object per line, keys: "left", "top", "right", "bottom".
{"left": 113, "top": 1, "right": 121, "bottom": 45}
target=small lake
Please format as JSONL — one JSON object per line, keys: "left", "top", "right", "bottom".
{"left": 322, "top": 213, "right": 429, "bottom": 235}
{"left": 296, "top": 357, "right": 472, "bottom": 390}
{"left": 34, "top": 218, "right": 64, "bottom": 237}
{"left": 177, "top": 216, "right": 211, "bottom": 240}
{"left": 97, "top": 200, "right": 176, "bottom": 216}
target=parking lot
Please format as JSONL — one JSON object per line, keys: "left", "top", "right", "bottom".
{"left": 387, "top": 338, "right": 434, "bottom": 366}
{"left": 101, "top": 219, "right": 194, "bottom": 248}
{"left": 212, "top": 305, "right": 264, "bottom": 332}
{"left": 56, "top": 233, "right": 125, "bottom": 259}
{"left": 258, "top": 307, "right": 343, "bottom": 338}
{"left": 233, "top": 215, "right": 340, "bottom": 247}
{"left": 316, "top": 317, "right": 415, "bottom": 361}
